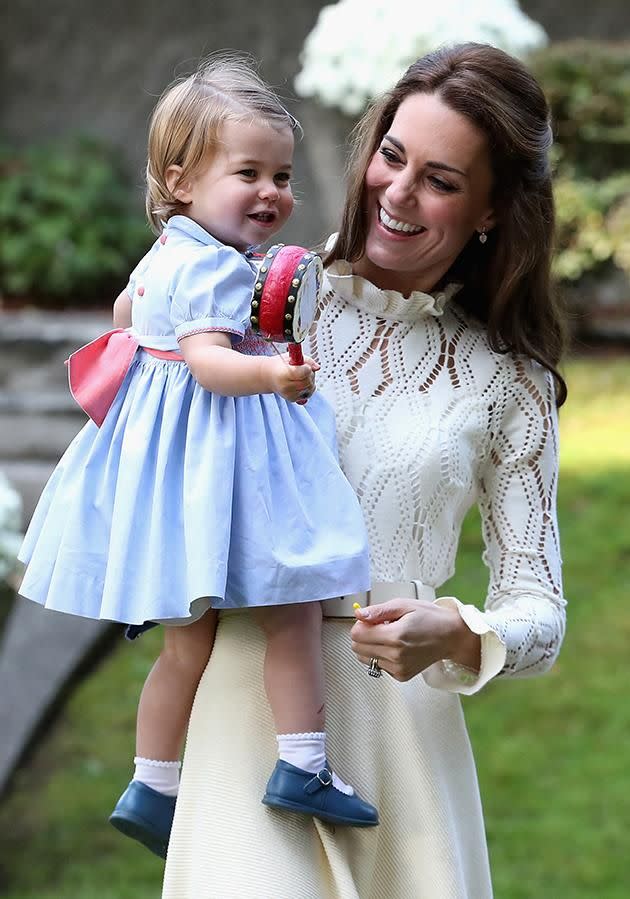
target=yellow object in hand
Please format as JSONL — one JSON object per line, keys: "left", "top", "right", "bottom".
{"left": 353, "top": 602, "right": 361, "bottom": 610}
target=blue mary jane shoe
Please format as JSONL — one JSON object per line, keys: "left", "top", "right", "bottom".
{"left": 262, "top": 760, "right": 379, "bottom": 827}
{"left": 109, "top": 780, "right": 176, "bottom": 859}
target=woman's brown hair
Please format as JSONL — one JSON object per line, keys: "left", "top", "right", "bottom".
{"left": 327, "top": 42, "right": 568, "bottom": 406}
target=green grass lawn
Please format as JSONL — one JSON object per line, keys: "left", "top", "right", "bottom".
{"left": 1, "top": 356, "right": 629, "bottom": 898}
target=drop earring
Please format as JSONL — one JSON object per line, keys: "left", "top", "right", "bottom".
{"left": 478, "top": 227, "right": 488, "bottom": 245}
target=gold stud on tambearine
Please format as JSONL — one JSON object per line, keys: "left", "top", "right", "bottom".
{"left": 249, "top": 245, "right": 324, "bottom": 404}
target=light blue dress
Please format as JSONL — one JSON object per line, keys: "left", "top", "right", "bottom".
{"left": 18, "top": 216, "right": 370, "bottom": 625}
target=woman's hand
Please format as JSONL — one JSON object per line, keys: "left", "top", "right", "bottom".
{"left": 351, "top": 599, "right": 481, "bottom": 681}
{"left": 266, "top": 353, "right": 319, "bottom": 403}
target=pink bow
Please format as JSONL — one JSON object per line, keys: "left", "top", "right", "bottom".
{"left": 66, "top": 329, "right": 140, "bottom": 426}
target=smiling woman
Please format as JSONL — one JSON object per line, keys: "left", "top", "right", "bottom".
{"left": 331, "top": 42, "right": 565, "bottom": 399}
{"left": 356, "top": 92, "right": 495, "bottom": 295}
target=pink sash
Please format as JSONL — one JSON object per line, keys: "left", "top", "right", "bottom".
{"left": 66, "top": 329, "right": 183, "bottom": 426}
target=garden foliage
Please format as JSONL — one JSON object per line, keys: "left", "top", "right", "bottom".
{"left": 529, "top": 41, "right": 630, "bottom": 284}
{"left": 0, "top": 139, "right": 151, "bottom": 304}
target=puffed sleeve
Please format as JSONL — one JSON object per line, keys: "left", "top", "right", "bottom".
{"left": 424, "top": 359, "right": 567, "bottom": 695}
{"left": 170, "top": 244, "right": 256, "bottom": 343}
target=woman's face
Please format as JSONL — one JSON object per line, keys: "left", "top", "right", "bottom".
{"left": 354, "top": 91, "right": 495, "bottom": 296}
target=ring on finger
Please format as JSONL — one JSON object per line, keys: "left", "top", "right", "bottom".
{"left": 367, "top": 657, "right": 383, "bottom": 678}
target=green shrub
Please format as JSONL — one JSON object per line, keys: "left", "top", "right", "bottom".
{"left": 553, "top": 169, "right": 630, "bottom": 282}
{"left": 0, "top": 139, "right": 152, "bottom": 305}
{"left": 607, "top": 194, "right": 630, "bottom": 275}
{"left": 529, "top": 41, "right": 630, "bottom": 287}
{"left": 530, "top": 40, "right": 630, "bottom": 179}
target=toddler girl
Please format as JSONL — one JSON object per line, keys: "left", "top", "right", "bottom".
{"left": 18, "top": 55, "right": 378, "bottom": 858}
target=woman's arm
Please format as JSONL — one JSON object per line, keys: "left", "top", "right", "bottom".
{"left": 465, "top": 361, "right": 566, "bottom": 677}
{"left": 179, "top": 332, "right": 318, "bottom": 402}
{"left": 350, "top": 360, "right": 566, "bottom": 694}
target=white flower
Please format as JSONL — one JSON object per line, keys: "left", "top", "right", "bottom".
{"left": 295, "top": 0, "right": 548, "bottom": 114}
{"left": 0, "top": 472, "right": 23, "bottom": 585}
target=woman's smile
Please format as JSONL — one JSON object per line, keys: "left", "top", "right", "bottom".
{"left": 377, "top": 204, "right": 427, "bottom": 236}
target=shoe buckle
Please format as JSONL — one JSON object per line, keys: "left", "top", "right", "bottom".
{"left": 304, "top": 766, "right": 334, "bottom": 794}
{"left": 317, "top": 767, "right": 333, "bottom": 787}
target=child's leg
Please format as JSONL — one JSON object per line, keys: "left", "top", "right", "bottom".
{"left": 254, "top": 600, "right": 325, "bottom": 733}
{"left": 256, "top": 601, "right": 378, "bottom": 826}
{"left": 110, "top": 610, "right": 218, "bottom": 857}
{"left": 253, "top": 601, "right": 353, "bottom": 795}
{"left": 134, "top": 610, "right": 218, "bottom": 793}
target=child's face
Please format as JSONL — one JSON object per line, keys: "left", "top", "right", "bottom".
{"left": 184, "top": 118, "right": 295, "bottom": 252}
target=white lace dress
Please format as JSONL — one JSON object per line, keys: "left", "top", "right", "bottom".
{"left": 162, "top": 261, "right": 566, "bottom": 899}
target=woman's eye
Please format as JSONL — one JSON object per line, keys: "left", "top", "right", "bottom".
{"left": 379, "top": 147, "right": 400, "bottom": 164}
{"left": 429, "top": 176, "right": 458, "bottom": 193}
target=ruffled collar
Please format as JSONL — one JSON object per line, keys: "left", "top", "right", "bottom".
{"left": 323, "top": 233, "right": 461, "bottom": 323}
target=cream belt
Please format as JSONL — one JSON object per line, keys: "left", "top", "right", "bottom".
{"left": 322, "top": 581, "right": 436, "bottom": 618}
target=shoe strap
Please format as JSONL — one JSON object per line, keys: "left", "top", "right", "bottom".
{"left": 304, "top": 767, "right": 333, "bottom": 794}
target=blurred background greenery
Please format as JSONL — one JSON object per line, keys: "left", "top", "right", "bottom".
{"left": 1, "top": 2, "right": 629, "bottom": 897}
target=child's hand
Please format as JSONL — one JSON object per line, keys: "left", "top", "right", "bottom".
{"left": 267, "top": 353, "right": 319, "bottom": 403}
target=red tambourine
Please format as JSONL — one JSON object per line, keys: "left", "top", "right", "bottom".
{"left": 249, "top": 244, "right": 323, "bottom": 367}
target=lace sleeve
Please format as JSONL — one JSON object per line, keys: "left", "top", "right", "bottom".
{"left": 477, "top": 358, "right": 567, "bottom": 677}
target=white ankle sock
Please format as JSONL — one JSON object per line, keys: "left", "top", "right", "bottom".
{"left": 276, "top": 732, "right": 354, "bottom": 796}
{"left": 133, "top": 757, "right": 181, "bottom": 797}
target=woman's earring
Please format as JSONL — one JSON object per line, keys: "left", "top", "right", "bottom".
{"left": 478, "top": 228, "right": 488, "bottom": 245}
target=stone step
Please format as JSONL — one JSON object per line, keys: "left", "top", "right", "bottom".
{"left": 0, "top": 310, "right": 111, "bottom": 415}
{"left": 0, "top": 310, "right": 101, "bottom": 479}
{"left": 0, "top": 308, "right": 111, "bottom": 347}
{"left": 0, "top": 389, "right": 80, "bottom": 415}
{"left": 0, "top": 411, "right": 83, "bottom": 463}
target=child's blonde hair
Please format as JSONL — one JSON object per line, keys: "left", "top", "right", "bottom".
{"left": 145, "top": 52, "right": 301, "bottom": 234}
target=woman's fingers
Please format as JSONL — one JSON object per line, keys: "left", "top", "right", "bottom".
{"left": 350, "top": 604, "right": 445, "bottom": 682}
{"left": 350, "top": 618, "right": 402, "bottom": 647}
{"left": 353, "top": 597, "right": 420, "bottom": 624}
{"left": 352, "top": 649, "right": 413, "bottom": 683}
{"left": 350, "top": 620, "right": 406, "bottom": 672}
{"left": 355, "top": 654, "right": 392, "bottom": 678}
{"left": 351, "top": 629, "right": 406, "bottom": 675}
